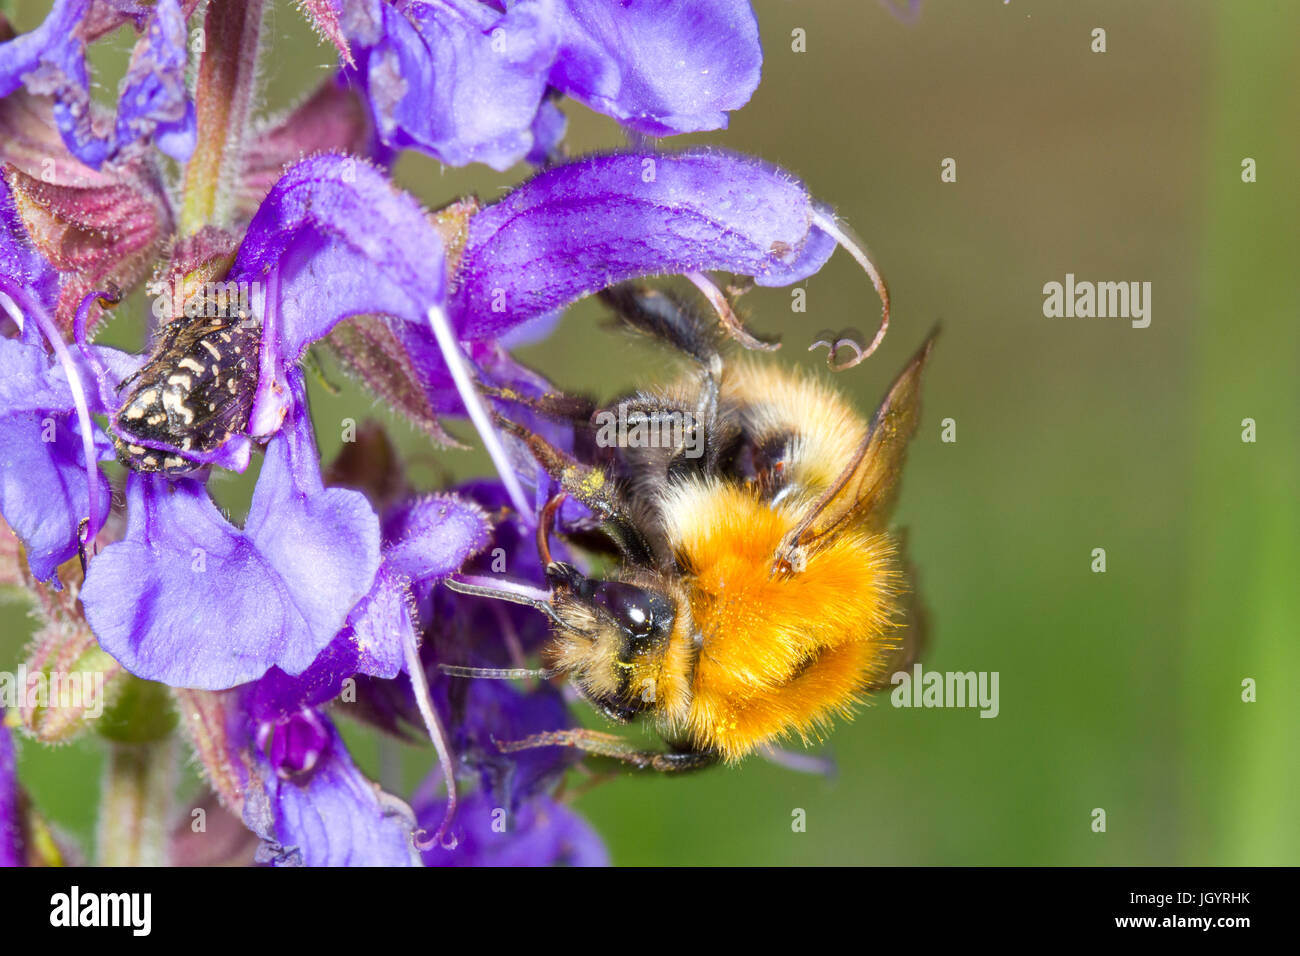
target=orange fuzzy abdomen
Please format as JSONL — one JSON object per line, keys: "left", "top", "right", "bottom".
{"left": 669, "top": 487, "right": 900, "bottom": 761}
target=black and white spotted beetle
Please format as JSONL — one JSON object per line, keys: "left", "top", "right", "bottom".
{"left": 113, "top": 310, "right": 261, "bottom": 475}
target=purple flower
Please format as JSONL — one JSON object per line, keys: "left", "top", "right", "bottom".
{"left": 114, "top": 0, "right": 196, "bottom": 162}
{"left": 228, "top": 484, "right": 495, "bottom": 864}
{"left": 0, "top": 180, "right": 139, "bottom": 582}
{"left": 0, "top": 335, "right": 114, "bottom": 582}
{"left": 362, "top": 0, "right": 558, "bottom": 169}
{"left": 0, "top": 0, "right": 195, "bottom": 166}
{"left": 416, "top": 789, "right": 607, "bottom": 866}
{"left": 1, "top": 707, "right": 20, "bottom": 867}
{"left": 0, "top": 175, "right": 58, "bottom": 308}
{"left": 340, "top": 489, "right": 493, "bottom": 680}
{"left": 544, "top": 0, "right": 762, "bottom": 136}
{"left": 229, "top": 153, "right": 449, "bottom": 436}
{"left": 448, "top": 148, "right": 836, "bottom": 340}
{"left": 75, "top": 155, "right": 455, "bottom": 690}
{"left": 345, "top": 0, "right": 762, "bottom": 169}
{"left": 80, "top": 395, "right": 382, "bottom": 689}
{"left": 182, "top": 684, "right": 422, "bottom": 867}
{"left": 246, "top": 710, "right": 420, "bottom": 866}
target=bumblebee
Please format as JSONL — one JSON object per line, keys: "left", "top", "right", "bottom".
{"left": 447, "top": 285, "right": 935, "bottom": 771}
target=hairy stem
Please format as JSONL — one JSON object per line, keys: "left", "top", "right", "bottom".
{"left": 180, "top": 0, "right": 265, "bottom": 233}
{"left": 96, "top": 737, "right": 177, "bottom": 867}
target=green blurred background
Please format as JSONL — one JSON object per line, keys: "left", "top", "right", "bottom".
{"left": 3, "top": 0, "right": 1297, "bottom": 865}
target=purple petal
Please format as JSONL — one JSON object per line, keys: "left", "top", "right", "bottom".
{"left": 418, "top": 789, "right": 606, "bottom": 867}
{"left": 449, "top": 149, "right": 836, "bottom": 339}
{"left": 114, "top": 0, "right": 196, "bottom": 162}
{"left": 547, "top": 0, "right": 761, "bottom": 136}
{"left": 345, "top": 567, "right": 415, "bottom": 679}
{"left": 81, "top": 412, "right": 381, "bottom": 689}
{"left": 246, "top": 637, "right": 365, "bottom": 720}
{"left": 366, "top": 0, "right": 557, "bottom": 170}
{"left": 347, "top": 491, "right": 492, "bottom": 678}
{"left": 382, "top": 492, "right": 491, "bottom": 581}
{"left": 0, "top": 707, "right": 20, "bottom": 867}
{"left": 0, "top": 179, "right": 59, "bottom": 314}
{"left": 0, "top": 0, "right": 89, "bottom": 100}
{"left": 441, "top": 678, "right": 578, "bottom": 811}
{"left": 0, "top": 414, "right": 110, "bottom": 582}
{"left": 524, "top": 98, "right": 567, "bottom": 167}
{"left": 0, "top": 0, "right": 109, "bottom": 168}
{"left": 231, "top": 154, "right": 448, "bottom": 359}
{"left": 0, "top": 338, "right": 114, "bottom": 582}
{"left": 249, "top": 717, "right": 421, "bottom": 866}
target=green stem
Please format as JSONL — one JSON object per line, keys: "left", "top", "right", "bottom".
{"left": 179, "top": 0, "right": 265, "bottom": 234}
{"left": 96, "top": 738, "right": 177, "bottom": 867}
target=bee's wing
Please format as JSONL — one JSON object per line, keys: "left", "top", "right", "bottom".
{"left": 862, "top": 529, "right": 928, "bottom": 691}
{"left": 774, "top": 330, "right": 936, "bottom": 570}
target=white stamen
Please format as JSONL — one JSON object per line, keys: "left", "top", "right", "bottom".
{"left": 401, "top": 620, "right": 459, "bottom": 852}
{"left": 426, "top": 304, "right": 535, "bottom": 525}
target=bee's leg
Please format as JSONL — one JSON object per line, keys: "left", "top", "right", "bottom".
{"left": 599, "top": 282, "right": 721, "bottom": 367}
{"left": 603, "top": 396, "right": 719, "bottom": 474}
{"left": 601, "top": 278, "right": 777, "bottom": 360}
{"left": 478, "top": 383, "right": 597, "bottom": 426}
{"left": 493, "top": 415, "right": 622, "bottom": 518}
{"left": 496, "top": 729, "right": 718, "bottom": 774}
{"left": 599, "top": 282, "right": 723, "bottom": 431}
{"left": 494, "top": 415, "right": 655, "bottom": 565}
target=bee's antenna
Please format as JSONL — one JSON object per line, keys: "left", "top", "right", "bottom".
{"left": 810, "top": 210, "right": 891, "bottom": 367}
{"left": 438, "top": 664, "right": 562, "bottom": 681}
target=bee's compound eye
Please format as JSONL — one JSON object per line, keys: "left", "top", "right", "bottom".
{"left": 591, "top": 581, "right": 659, "bottom": 638}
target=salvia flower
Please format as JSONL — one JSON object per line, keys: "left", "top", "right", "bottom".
{"left": 337, "top": 0, "right": 762, "bottom": 170}
{"left": 0, "top": 0, "right": 196, "bottom": 167}
{"left": 0, "top": 0, "right": 893, "bottom": 867}
{"left": 0, "top": 707, "right": 19, "bottom": 867}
